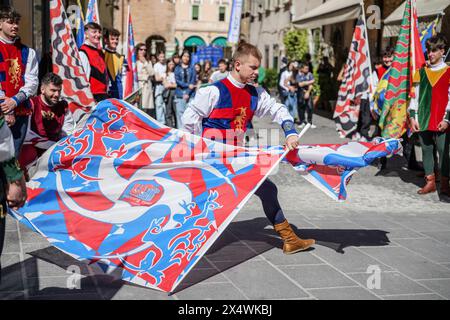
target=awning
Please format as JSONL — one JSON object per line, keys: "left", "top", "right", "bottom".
{"left": 383, "top": 0, "right": 450, "bottom": 37}
{"left": 293, "top": 0, "right": 362, "bottom": 29}
{"left": 184, "top": 36, "right": 206, "bottom": 47}
{"left": 211, "top": 37, "right": 228, "bottom": 47}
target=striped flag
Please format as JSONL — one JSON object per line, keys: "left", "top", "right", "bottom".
{"left": 50, "top": 0, "right": 95, "bottom": 123}
{"left": 333, "top": 17, "right": 372, "bottom": 140}
{"left": 379, "top": 0, "right": 425, "bottom": 138}
{"left": 85, "top": 0, "right": 100, "bottom": 24}
{"left": 124, "top": 6, "right": 138, "bottom": 98}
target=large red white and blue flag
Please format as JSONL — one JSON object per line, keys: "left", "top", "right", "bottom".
{"left": 124, "top": 6, "right": 138, "bottom": 98}
{"left": 285, "top": 138, "right": 401, "bottom": 201}
{"left": 10, "top": 100, "right": 401, "bottom": 292}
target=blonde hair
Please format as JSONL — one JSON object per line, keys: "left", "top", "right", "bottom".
{"left": 232, "top": 42, "right": 262, "bottom": 64}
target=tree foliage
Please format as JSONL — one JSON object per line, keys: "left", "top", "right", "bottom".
{"left": 283, "top": 29, "right": 309, "bottom": 62}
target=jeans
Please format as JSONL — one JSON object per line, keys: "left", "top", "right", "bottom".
{"left": 175, "top": 97, "right": 189, "bottom": 129}
{"left": 155, "top": 95, "right": 166, "bottom": 125}
{"left": 285, "top": 93, "right": 298, "bottom": 120}
{"left": 298, "top": 95, "right": 313, "bottom": 125}
{"left": 254, "top": 179, "right": 286, "bottom": 225}
{"left": 164, "top": 90, "right": 176, "bottom": 128}
{"left": 10, "top": 115, "right": 29, "bottom": 157}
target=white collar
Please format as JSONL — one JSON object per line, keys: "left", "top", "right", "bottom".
{"left": 428, "top": 59, "right": 447, "bottom": 71}
{"left": 0, "top": 35, "right": 16, "bottom": 44}
{"left": 227, "top": 74, "right": 246, "bottom": 89}
{"left": 104, "top": 46, "right": 116, "bottom": 53}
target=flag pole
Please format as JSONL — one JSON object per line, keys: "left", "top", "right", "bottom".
{"left": 360, "top": 1, "right": 375, "bottom": 98}
{"left": 76, "top": 0, "right": 84, "bottom": 21}
{"left": 410, "top": 0, "right": 416, "bottom": 82}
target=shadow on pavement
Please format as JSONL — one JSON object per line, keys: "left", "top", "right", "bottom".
{"left": 1, "top": 217, "right": 390, "bottom": 297}
{"left": 0, "top": 248, "right": 124, "bottom": 300}
{"left": 174, "top": 217, "right": 390, "bottom": 292}
{"left": 374, "top": 154, "right": 424, "bottom": 187}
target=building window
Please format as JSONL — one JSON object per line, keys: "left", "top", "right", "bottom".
{"left": 219, "top": 6, "right": 226, "bottom": 22}
{"left": 273, "top": 45, "right": 279, "bottom": 69}
{"left": 192, "top": 5, "right": 199, "bottom": 21}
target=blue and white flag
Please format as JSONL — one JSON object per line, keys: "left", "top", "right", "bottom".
{"left": 86, "top": 0, "right": 100, "bottom": 24}
{"left": 227, "top": 0, "right": 243, "bottom": 44}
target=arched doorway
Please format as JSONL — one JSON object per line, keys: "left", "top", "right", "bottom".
{"left": 183, "top": 35, "right": 206, "bottom": 54}
{"left": 211, "top": 36, "right": 231, "bottom": 59}
{"left": 211, "top": 36, "right": 227, "bottom": 47}
{"left": 146, "top": 35, "right": 166, "bottom": 56}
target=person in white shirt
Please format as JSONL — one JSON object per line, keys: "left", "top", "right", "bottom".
{"left": 278, "top": 61, "right": 293, "bottom": 104}
{"left": 162, "top": 58, "right": 177, "bottom": 127}
{"left": 153, "top": 51, "right": 168, "bottom": 125}
{"left": 209, "top": 59, "right": 229, "bottom": 83}
{"left": 182, "top": 42, "right": 315, "bottom": 255}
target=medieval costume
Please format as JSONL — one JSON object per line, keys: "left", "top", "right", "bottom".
{"left": 409, "top": 59, "right": 450, "bottom": 195}
{"left": 182, "top": 74, "right": 315, "bottom": 254}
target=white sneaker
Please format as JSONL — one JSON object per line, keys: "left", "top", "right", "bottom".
{"left": 309, "top": 124, "right": 317, "bottom": 129}
{"left": 298, "top": 123, "right": 306, "bottom": 129}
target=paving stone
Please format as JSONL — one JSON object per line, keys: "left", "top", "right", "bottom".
{"left": 4, "top": 216, "right": 18, "bottom": 232}
{"left": 174, "top": 282, "right": 247, "bottom": 300}
{"left": 347, "top": 218, "right": 406, "bottom": 230}
{"left": 27, "top": 276, "right": 99, "bottom": 297}
{"left": 388, "top": 218, "right": 450, "bottom": 232}
{"left": 394, "top": 239, "right": 450, "bottom": 263}
{"left": 347, "top": 272, "right": 431, "bottom": 296}
{"left": 359, "top": 247, "right": 450, "bottom": 280}
{"left": 418, "top": 279, "right": 450, "bottom": 299}
{"left": 311, "top": 246, "right": 394, "bottom": 273}
{"left": 216, "top": 260, "right": 310, "bottom": 299}
{"left": 261, "top": 248, "right": 324, "bottom": 266}
{"left": 29, "top": 293, "right": 103, "bottom": 300}
{"left": 0, "top": 253, "right": 21, "bottom": 269}
{"left": 2, "top": 230, "right": 20, "bottom": 254}
{"left": 423, "top": 231, "right": 450, "bottom": 246}
{"left": 23, "top": 257, "right": 69, "bottom": 279}
{"left": 307, "top": 287, "right": 381, "bottom": 300}
{"left": 205, "top": 244, "right": 262, "bottom": 263}
{"left": 382, "top": 293, "right": 444, "bottom": 300}
{"left": 279, "top": 265, "right": 357, "bottom": 289}
{"left": 19, "top": 228, "right": 50, "bottom": 244}
{"left": 108, "top": 283, "right": 175, "bottom": 300}
{"left": 177, "top": 268, "right": 228, "bottom": 288}
{"left": 0, "top": 265, "right": 25, "bottom": 292}
{"left": 384, "top": 229, "right": 426, "bottom": 240}
{"left": 0, "top": 291, "right": 25, "bottom": 300}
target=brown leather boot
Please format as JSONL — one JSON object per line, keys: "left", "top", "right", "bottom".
{"left": 440, "top": 176, "right": 450, "bottom": 197}
{"left": 273, "top": 220, "right": 315, "bottom": 254}
{"left": 418, "top": 174, "right": 437, "bottom": 194}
